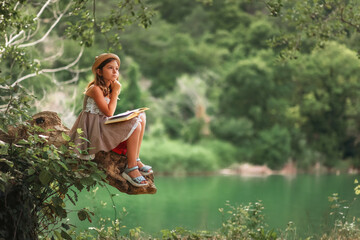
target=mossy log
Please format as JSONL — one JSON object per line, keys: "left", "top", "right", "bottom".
{"left": 1, "top": 111, "right": 157, "bottom": 195}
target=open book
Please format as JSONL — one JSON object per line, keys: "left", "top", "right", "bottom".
{"left": 105, "top": 107, "right": 149, "bottom": 124}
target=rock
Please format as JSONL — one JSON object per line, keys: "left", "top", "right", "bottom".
{"left": 1, "top": 111, "right": 157, "bottom": 195}
{"left": 219, "top": 161, "right": 298, "bottom": 177}
{"left": 278, "top": 160, "right": 297, "bottom": 175}
{"left": 219, "top": 163, "right": 273, "bottom": 176}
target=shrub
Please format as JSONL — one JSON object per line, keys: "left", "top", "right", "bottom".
{"left": 0, "top": 84, "right": 106, "bottom": 239}
{"left": 198, "top": 138, "right": 239, "bottom": 167}
{"left": 140, "top": 137, "right": 218, "bottom": 175}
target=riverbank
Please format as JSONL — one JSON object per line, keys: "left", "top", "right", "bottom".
{"left": 219, "top": 161, "right": 360, "bottom": 177}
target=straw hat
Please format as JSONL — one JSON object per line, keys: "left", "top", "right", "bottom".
{"left": 92, "top": 53, "right": 121, "bottom": 75}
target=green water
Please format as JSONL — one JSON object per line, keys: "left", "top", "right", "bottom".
{"left": 69, "top": 174, "right": 360, "bottom": 237}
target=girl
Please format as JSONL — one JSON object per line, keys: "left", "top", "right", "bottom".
{"left": 69, "top": 53, "right": 152, "bottom": 187}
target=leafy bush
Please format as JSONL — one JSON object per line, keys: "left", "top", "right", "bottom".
{"left": 219, "top": 200, "right": 277, "bottom": 240}
{"left": 0, "top": 84, "right": 106, "bottom": 239}
{"left": 198, "top": 138, "right": 239, "bottom": 167}
{"left": 211, "top": 117, "right": 254, "bottom": 144}
{"left": 251, "top": 125, "right": 292, "bottom": 169}
{"left": 140, "top": 137, "right": 219, "bottom": 175}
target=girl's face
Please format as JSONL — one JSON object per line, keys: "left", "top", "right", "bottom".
{"left": 98, "top": 60, "right": 119, "bottom": 84}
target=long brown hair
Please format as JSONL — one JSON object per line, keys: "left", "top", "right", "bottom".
{"left": 86, "top": 58, "right": 118, "bottom": 96}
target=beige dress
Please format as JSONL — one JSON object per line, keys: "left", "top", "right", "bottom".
{"left": 69, "top": 94, "right": 141, "bottom": 159}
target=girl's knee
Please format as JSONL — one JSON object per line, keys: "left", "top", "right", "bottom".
{"left": 140, "top": 112, "right": 146, "bottom": 123}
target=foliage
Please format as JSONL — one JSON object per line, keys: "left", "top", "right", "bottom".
{"left": 198, "top": 139, "right": 239, "bottom": 168}
{"left": 0, "top": 83, "right": 105, "bottom": 238}
{"left": 219, "top": 200, "right": 277, "bottom": 240}
{"left": 319, "top": 193, "right": 360, "bottom": 240}
{"left": 265, "top": 0, "right": 360, "bottom": 59}
{"left": 69, "top": 196, "right": 360, "bottom": 239}
{"left": 252, "top": 125, "right": 291, "bottom": 169}
{"left": 6, "top": 0, "right": 360, "bottom": 171}
{"left": 290, "top": 42, "right": 360, "bottom": 167}
{"left": 355, "top": 179, "right": 360, "bottom": 195}
{"left": 55, "top": 194, "right": 359, "bottom": 239}
{"left": 0, "top": 0, "right": 154, "bottom": 88}
{"left": 67, "top": 200, "right": 280, "bottom": 239}
{"left": 140, "top": 137, "right": 219, "bottom": 175}
{"left": 120, "top": 18, "right": 226, "bottom": 96}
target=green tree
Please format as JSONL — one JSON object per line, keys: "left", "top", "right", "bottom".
{"left": 265, "top": 0, "right": 360, "bottom": 58}
{"left": 218, "top": 56, "right": 275, "bottom": 129}
{"left": 291, "top": 42, "right": 360, "bottom": 167}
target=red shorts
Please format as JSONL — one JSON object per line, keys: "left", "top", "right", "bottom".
{"left": 112, "top": 141, "right": 127, "bottom": 155}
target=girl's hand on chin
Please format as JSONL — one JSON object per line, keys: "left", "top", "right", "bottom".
{"left": 111, "top": 80, "right": 121, "bottom": 94}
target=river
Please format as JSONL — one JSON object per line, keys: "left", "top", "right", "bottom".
{"left": 69, "top": 174, "right": 360, "bottom": 237}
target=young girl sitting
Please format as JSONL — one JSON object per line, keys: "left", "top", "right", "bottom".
{"left": 69, "top": 53, "right": 152, "bottom": 187}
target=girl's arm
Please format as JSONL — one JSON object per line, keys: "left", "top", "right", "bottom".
{"left": 86, "top": 85, "right": 120, "bottom": 117}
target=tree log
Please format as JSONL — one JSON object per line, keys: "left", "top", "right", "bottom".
{"left": 1, "top": 111, "right": 157, "bottom": 195}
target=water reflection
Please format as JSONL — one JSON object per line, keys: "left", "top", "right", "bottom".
{"left": 69, "top": 174, "right": 360, "bottom": 237}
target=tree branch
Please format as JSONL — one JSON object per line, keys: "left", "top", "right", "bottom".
{"left": 11, "top": 46, "right": 84, "bottom": 87}
{"left": 25, "top": 20, "right": 41, "bottom": 42}
{"left": 18, "top": 1, "right": 72, "bottom": 48}
{"left": 7, "top": 0, "right": 53, "bottom": 46}
{"left": 6, "top": 30, "right": 24, "bottom": 47}
{"left": 42, "top": 42, "right": 64, "bottom": 62}
{"left": 339, "top": 7, "right": 360, "bottom": 32}
{"left": 35, "top": 0, "right": 53, "bottom": 21}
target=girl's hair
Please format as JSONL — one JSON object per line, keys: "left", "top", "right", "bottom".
{"left": 86, "top": 58, "right": 118, "bottom": 96}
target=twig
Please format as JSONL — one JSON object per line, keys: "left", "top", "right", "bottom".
{"left": 104, "top": 184, "right": 118, "bottom": 238}
{"left": 11, "top": 46, "right": 84, "bottom": 87}
{"left": 18, "top": 1, "right": 72, "bottom": 48}
{"left": 7, "top": 0, "right": 53, "bottom": 46}
{"left": 339, "top": 7, "right": 360, "bottom": 32}
{"left": 13, "top": 208, "right": 24, "bottom": 240}
{"left": 35, "top": 0, "right": 53, "bottom": 21}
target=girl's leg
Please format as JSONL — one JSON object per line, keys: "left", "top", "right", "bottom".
{"left": 136, "top": 113, "right": 146, "bottom": 168}
{"left": 126, "top": 123, "right": 146, "bottom": 182}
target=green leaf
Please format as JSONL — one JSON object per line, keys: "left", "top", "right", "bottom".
{"left": 80, "top": 177, "right": 95, "bottom": 186}
{"left": 79, "top": 136, "right": 90, "bottom": 143}
{"left": 77, "top": 128, "right": 83, "bottom": 134}
{"left": 61, "top": 230, "right": 72, "bottom": 240}
{"left": 27, "top": 168, "right": 35, "bottom": 175}
{"left": 54, "top": 230, "right": 62, "bottom": 239}
{"left": 58, "top": 161, "right": 69, "bottom": 171}
{"left": 0, "top": 140, "right": 7, "bottom": 147}
{"left": 0, "top": 158, "right": 14, "bottom": 167}
{"left": 62, "top": 132, "right": 71, "bottom": 141}
{"left": 78, "top": 209, "right": 87, "bottom": 221}
{"left": 39, "top": 169, "right": 52, "bottom": 185}
{"left": 55, "top": 205, "right": 67, "bottom": 218}
{"left": 66, "top": 193, "right": 76, "bottom": 206}
{"left": 52, "top": 196, "right": 63, "bottom": 206}
{"left": 17, "top": 139, "right": 29, "bottom": 145}
{"left": 61, "top": 223, "right": 70, "bottom": 230}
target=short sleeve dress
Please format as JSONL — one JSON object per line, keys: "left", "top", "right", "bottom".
{"left": 69, "top": 94, "right": 141, "bottom": 159}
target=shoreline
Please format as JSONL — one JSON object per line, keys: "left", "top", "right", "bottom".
{"left": 153, "top": 161, "right": 360, "bottom": 177}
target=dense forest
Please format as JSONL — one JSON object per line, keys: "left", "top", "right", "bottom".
{"left": 33, "top": 0, "right": 360, "bottom": 172}
{"left": 1, "top": 0, "right": 360, "bottom": 173}
{"left": 2, "top": 0, "right": 360, "bottom": 174}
